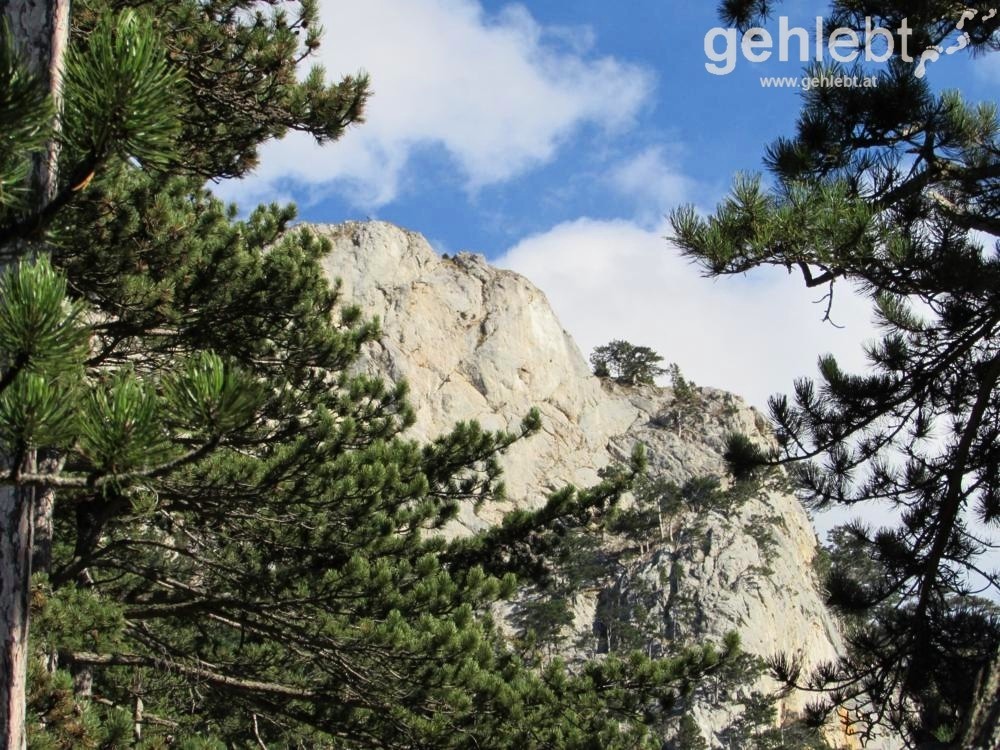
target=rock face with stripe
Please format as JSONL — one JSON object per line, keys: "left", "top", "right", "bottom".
{"left": 313, "top": 220, "right": 894, "bottom": 749}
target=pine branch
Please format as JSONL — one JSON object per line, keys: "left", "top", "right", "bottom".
{"left": 0, "top": 156, "right": 99, "bottom": 248}
{"left": 13, "top": 436, "right": 219, "bottom": 488}
{"left": 927, "top": 190, "right": 1000, "bottom": 236}
{"left": 909, "top": 355, "right": 1000, "bottom": 665}
{"left": 65, "top": 651, "right": 317, "bottom": 699}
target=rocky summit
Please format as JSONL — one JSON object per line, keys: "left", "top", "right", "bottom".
{"left": 312, "top": 220, "right": 896, "bottom": 749}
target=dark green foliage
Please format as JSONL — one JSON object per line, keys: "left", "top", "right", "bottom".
{"left": 669, "top": 363, "right": 696, "bottom": 404}
{"left": 607, "top": 475, "right": 684, "bottom": 548}
{"left": 25, "top": 662, "right": 134, "bottom": 750}
{"left": 595, "top": 570, "right": 665, "bottom": 657}
{"left": 445, "top": 446, "right": 644, "bottom": 582}
{"left": 61, "top": 9, "right": 183, "bottom": 169}
{"left": 0, "top": 2, "right": 745, "bottom": 747}
{"left": 0, "top": 258, "right": 88, "bottom": 448}
{"left": 719, "top": 691, "right": 784, "bottom": 749}
{"left": 670, "top": 713, "right": 708, "bottom": 750}
{"left": 672, "top": 1, "right": 1000, "bottom": 744}
{"left": 723, "top": 433, "right": 773, "bottom": 481}
{"left": 0, "top": 20, "right": 52, "bottom": 214}
{"left": 652, "top": 364, "right": 703, "bottom": 433}
{"left": 802, "top": 526, "right": 1000, "bottom": 742}
{"left": 591, "top": 339, "right": 667, "bottom": 386}
{"left": 513, "top": 593, "right": 576, "bottom": 657}
{"left": 719, "top": 691, "right": 832, "bottom": 749}
{"left": 678, "top": 475, "right": 724, "bottom": 512}
{"left": 717, "top": 0, "right": 775, "bottom": 31}
{"left": 71, "top": 0, "right": 370, "bottom": 180}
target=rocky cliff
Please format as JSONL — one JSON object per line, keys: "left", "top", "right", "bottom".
{"left": 312, "top": 221, "right": 889, "bottom": 749}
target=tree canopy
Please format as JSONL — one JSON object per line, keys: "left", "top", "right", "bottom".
{"left": 0, "top": 2, "right": 743, "bottom": 747}
{"left": 591, "top": 340, "right": 667, "bottom": 386}
{"left": 672, "top": 1, "right": 1000, "bottom": 747}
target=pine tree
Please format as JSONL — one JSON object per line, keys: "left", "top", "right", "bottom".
{"left": 591, "top": 340, "right": 667, "bottom": 386}
{"left": 0, "top": 2, "right": 739, "bottom": 747}
{"left": 672, "top": 1, "right": 999, "bottom": 746}
{"left": 671, "top": 713, "right": 708, "bottom": 750}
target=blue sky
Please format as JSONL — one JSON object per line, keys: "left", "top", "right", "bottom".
{"left": 216, "top": 1, "right": 998, "bottom": 418}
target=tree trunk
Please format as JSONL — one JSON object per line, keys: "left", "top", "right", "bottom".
{"left": 30, "top": 452, "right": 62, "bottom": 575}
{"left": 0, "top": 482, "right": 34, "bottom": 750}
{"left": 132, "top": 695, "right": 144, "bottom": 744}
{"left": 0, "top": 2, "right": 70, "bottom": 747}
{"left": 954, "top": 645, "right": 1000, "bottom": 750}
{"left": 2, "top": 0, "right": 70, "bottom": 204}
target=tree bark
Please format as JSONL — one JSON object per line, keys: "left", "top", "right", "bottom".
{"left": 30, "top": 452, "right": 62, "bottom": 575}
{"left": 132, "top": 695, "right": 143, "bottom": 744}
{"left": 954, "top": 645, "right": 1000, "bottom": 750}
{"left": 0, "top": 481, "right": 33, "bottom": 750}
{"left": 2, "top": 0, "right": 70, "bottom": 204}
{"left": 0, "top": 2, "right": 70, "bottom": 747}
{"left": 3, "top": 0, "right": 70, "bottom": 575}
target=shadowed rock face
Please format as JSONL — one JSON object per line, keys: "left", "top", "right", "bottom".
{"left": 313, "top": 220, "right": 896, "bottom": 749}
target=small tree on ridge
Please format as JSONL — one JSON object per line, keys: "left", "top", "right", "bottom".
{"left": 591, "top": 340, "right": 667, "bottom": 386}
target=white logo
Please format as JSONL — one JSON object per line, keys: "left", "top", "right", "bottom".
{"left": 704, "top": 8, "right": 997, "bottom": 80}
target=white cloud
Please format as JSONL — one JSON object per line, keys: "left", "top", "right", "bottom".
{"left": 496, "top": 217, "right": 875, "bottom": 413}
{"left": 498, "top": 216, "right": 1000, "bottom": 562}
{"left": 609, "top": 146, "right": 697, "bottom": 225}
{"left": 215, "top": 0, "right": 654, "bottom": 209}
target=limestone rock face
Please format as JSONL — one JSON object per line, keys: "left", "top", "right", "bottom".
{"left": 312, "top": 221, "right": 891, "bottom": 749}
{"left": 317, "top": 221, "right": 638, "bottom": 531}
